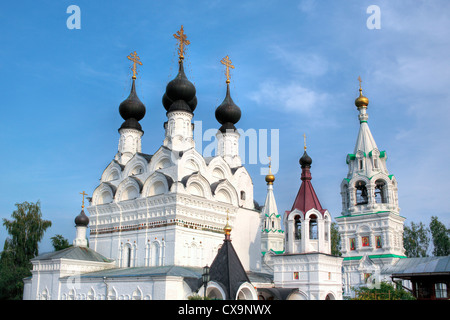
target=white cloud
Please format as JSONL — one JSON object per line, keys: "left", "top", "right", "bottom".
{"left": 248, "top": 80, "right": 329, "bottom": 115}
{"left": 268, "top": 45, "right": 329, "bottom": 77}
{"left": 298, "top": 0, "right": 317, "bottom": 14}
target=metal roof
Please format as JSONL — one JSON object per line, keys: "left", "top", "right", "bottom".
{"left": 386, "top": 255, "right": 450, "bottom": 277}
{"left": 73, "top": 265, "right": 203, "bottom": 279}
{"left": 31, "top": 246, "right": 113, "bottom": 263}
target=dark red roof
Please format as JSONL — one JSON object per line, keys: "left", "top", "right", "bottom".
{"left": 289, "top": 164, "right": 326, "bottom": 218}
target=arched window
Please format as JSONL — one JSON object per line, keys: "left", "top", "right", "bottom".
{"left": 151, "top": 242, "right": 160, "bottom": 266}
{"left": 355, "top": 181, "right": 368, "bottom": 205}
{"left": 375, "top": 180, "right": 387, "bottom": 203}
{"left": 126, "top": 246, "right": 132, "bottom": 267}
{"left": 345, "top": 185, "right": 351, "bottom": 209}
{"left": 309, "top": 214, "right": 318, "bottom": 240}
{"left": 324, "top": 216, "right": 329, "bottom": 241}
{"left": 294, "top": 215, "right": 301, "bottom": 240}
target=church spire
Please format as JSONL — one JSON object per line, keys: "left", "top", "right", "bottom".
{"left": 215, "top": 55, "right": 242, "bottom": 167}
{"left": 215, "top": 55, "right": 241, "bottom": 133}
{"left": 261, "top": 158, "right": 284, "bottom": 254}
{"left": 162, "top": 26, "right": 197, "bottom": 151}
{"left": 290, "top": 138, "right": 325, "bottom": 215}
{"left": 73, "top": 191, "right": 89, "bottom": 247}
{"left": 116, "top": 52, "right": 146, "bottom": 165}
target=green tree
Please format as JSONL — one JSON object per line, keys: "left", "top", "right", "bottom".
{"left": 403, "top": 221, "right": 430, "bottom": 258}
{"left": 330, "top": 222, "right": 342, "bottom": 257}
{"left": 352, "top": 282, "right": 415, "bottom": 300}
{"left": 0, "top": 201, "right": 52, "bottom": 300}
{"left": 51, "top": 234, "right": 70, "bottom": 251}
{"left": 429, "top": 216, "right": 450, "bottom": 256}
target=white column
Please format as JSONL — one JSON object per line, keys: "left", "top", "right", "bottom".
{"left": 117, "top": 128, "right": 143, "bottom": 165}
{"left": 164, "top": 111, "right": 195, "bottom": 151}
{"left": 216, "top": 130, "right": 241, "bottom": 167}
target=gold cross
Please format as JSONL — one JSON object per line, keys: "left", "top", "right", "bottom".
{"left": 173, "top": 25, "right": 190, "bottom": 62}
{"left": 268, "top": 156, "right": 272, "bottom": 173}
{"left": 303, "top": 133, "right": 307, "bottom": 151}
{"left": 220, "top": 55, "right": 234, "bottom": 84}
{"left": 80, "top": 191, "right": 88, "bottom": 209}
{"left": 127, "top": 51, "right": 143, "bottom": 80}
{"left": 358, "top": 76, "right": 362, "bottom": 90}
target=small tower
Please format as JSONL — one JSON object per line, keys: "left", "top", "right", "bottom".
{"left": 336, "top": 78, "right": 406, "bottom": 297}
{"left": 284, "top": 137, "right": 332, "bottom": 254}
{"left": 206, "top": 212, "right": 257, "bottom": 300}
{"left": 215, "top": 55, "right": 242, "bottom": 167}
{"left": 116, "top": 51, "right": 146, "bottom": 165}
{"left": 73, "top": 191, "right": 89, "bottom": 247}
{"left": 162, "top": 25, "right": 197, "bottom": 152}
{"left": 260, "top": 158, "right": 284, "bottom": 255}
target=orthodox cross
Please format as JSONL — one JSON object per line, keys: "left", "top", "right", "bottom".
{"left": 173, "top": 25, "right": 190, "bottom": 61}
{"left": 127, "top": 51, "right": 143, "bottom": 80}
{"left": 220, "top": 55, "right": 234, "bottom": 83}
{"left": 358, "top": 75, "right": 363, "bottom": 92}
{"left": 268, "top": 156, "right": 272, "bottom": 173}
{"left": 303, "top": 133, "right": 307, "bottom": 151}
{"left": 80, "top": 191, "right": 88, "bottom": 209}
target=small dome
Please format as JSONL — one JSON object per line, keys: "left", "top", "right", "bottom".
{"left": 215, "top": 83, "right": 241, "bottom": 133}
{"left": 75, "top": 210, "right": 89, "bottom": 227}
{"left": 224, "top": 220, "right": 232, "bottom": 235}
{"left": 162, "top": 61, "right": 197, "bottom": 113}
{"left": 300, "top": 150, "right": 312, "bottom": 168}
{"left": 265, "top": 173, "right": 275, "bottom": 184}
{"left": 355, "top": 89, "right": 369, "bottom": 108}
{"left": 119, "top": 79, "right": 146, "bottom": 122}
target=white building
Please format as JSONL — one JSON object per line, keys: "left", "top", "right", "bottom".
{"left": 262, "top": 147, "right": 343, "bottom": 300}
{"left": 23, "top": 28, "right": 414, "bottom": 301}
{"left": 335, "top": 82, "right": 407, "bottom": 297}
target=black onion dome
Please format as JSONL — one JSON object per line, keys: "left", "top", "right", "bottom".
{"left": 299, "top": 150, "right": 312, "bottom": 168}
{"left": 162, "top": 61, "right": 197, "bottom": 113}
{"left": 215, "top": 83, "right": 241, "bottom": 133}
{"left": 75, "top": 209, "right": 89, "bottom": 227}
{"left": 119, "top": 79, "right": 146, "bottom": 121}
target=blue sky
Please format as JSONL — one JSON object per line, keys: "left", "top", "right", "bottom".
{"left": 1, "top": 0, "right": 449, "bottom": 254}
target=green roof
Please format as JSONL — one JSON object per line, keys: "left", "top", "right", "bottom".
{"left": 32, "top": 246, "right": 113, "bottom": 263}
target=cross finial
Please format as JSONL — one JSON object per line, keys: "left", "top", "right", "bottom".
{"left": 303, "top": 133, "right": 307, "bottom": 151}
{"left": 268, "top": 156, "right": 272, "bottom": 174}
{"left": 127, "top": 51, "right": 143, "bottom": 80}
{"left": 220, "top": 55, "right": 235, "bottom": 84}
{"left": 358, "top": 75, "right": 363, "bottom": 92}
{"left": 173, "top": 25, "right": 190, "bottom": 62}
{"left": 80, "top": 191, "right": 88, "bottom": 209}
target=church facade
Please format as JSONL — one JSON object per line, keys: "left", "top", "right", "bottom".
{"left": 23, "top": 27, "right": 408, "bottom": 300}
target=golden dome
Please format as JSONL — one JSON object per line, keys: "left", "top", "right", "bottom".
{"left": 224, "top": 222, "right": 232, "bottom": 235}
{"left": 355, "top": 88, "right": 369, "bottom": 108}
{"left": 265, "top": 173, "right": 275, "bottom": 184}
{"left": 224, "top": 210, "right": 232, "bottom": 235}
{"left": 355, "top": 76, "right": 369, "bottom": 108}
{"left": 265, "top": 157, "right": 275, "bottom": 184}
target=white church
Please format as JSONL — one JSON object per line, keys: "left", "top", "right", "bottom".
{"left": 23, "top": 27, "right": 408, "bottom": 300}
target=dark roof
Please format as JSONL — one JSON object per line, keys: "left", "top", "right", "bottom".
{"left": 289, "top": 151, "right": 326, "bottom": 217}
{"left": 162, "top": 60, "right": 197, "bottom": 113}
{"left": 209, "top": 237, "right": 251, "bottom": 300}
{"left": 75, "top": 265, "right": 203, "bottom": 279}
{"left": 31, "top": 246, "right": 113, "bottom": 263}
{"left": 72, "top": 265, "right": 204, "bottom": 292}
{"left": 74, "top": 209, "right": 89, "bottom": 227}
{"left": 388, "top": 256, "right": 450, "bottom": 278}
{"left": 215, "top": 83, "right": 241, "bottom": 133}
{"left": 118, "top": 79, "right": 146, "bottom": 131}
{"left": 136, "top": 152, "right": 153, "bottom": 163}
{"left": 257, "top": 287, "right": 299, "bottom": 300}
